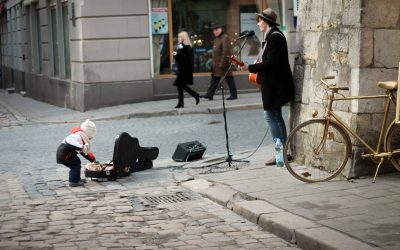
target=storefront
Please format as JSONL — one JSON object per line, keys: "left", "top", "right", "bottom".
{"left": 150, "top": 0, "right": 284, "bottom": 78}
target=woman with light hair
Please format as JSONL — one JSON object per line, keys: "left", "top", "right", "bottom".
{"left": 172, "top": 31, "right": 200, "bottom": 108}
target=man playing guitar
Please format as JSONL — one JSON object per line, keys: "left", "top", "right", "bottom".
{"left": 238, "top": 8, "right": 295, "bottom": 166}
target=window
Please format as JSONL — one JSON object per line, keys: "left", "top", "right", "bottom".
{"left": 50, "top": 4, "right": 59, "bottom": 76}
{"left": 62, "top": 1, "right": 70, "bottom": 78}
{"left": 48, "top": 0, "right": 70, "bottom": 78}
{"left": 30, "top": 3, "right": 42, "bottom": 73}
{"left": 151, "top": 0, "right": 275, "bottom": 77}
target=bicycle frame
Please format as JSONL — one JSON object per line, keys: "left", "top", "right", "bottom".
{"left": 322, "top": 88, "right": 396, "bottom": 159}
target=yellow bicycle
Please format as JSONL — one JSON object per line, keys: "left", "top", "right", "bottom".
{"left": 284, "top": 76, "right": 400, "bottom": 183}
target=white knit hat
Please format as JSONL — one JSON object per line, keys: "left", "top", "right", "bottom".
{"left": 81, "top": 119, "right": 97, "bottom": 139}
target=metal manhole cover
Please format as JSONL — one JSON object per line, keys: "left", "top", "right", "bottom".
{"left": 128, "top": 192, "right": 195, "bottom": 209}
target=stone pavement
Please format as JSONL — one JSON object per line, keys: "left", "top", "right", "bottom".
{"left": 0, "top": 165, "right": 301, "bottom": 250}
{"left": 1, "top": 90, "right": 400, "bottom": 249}
{"left": 177, "top": 145, "right": 400, "bottom": 250}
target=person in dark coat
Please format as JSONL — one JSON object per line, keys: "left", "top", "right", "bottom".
{"left": 241, "top": 8, "right": 295, "bottom": 165}
{"left": 202, "top": 22, "right": 238, "bottom": 101}
{"left": 173, "top": 31, "right": 200, "bottom": 108}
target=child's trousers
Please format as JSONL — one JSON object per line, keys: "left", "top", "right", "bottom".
{"left": 65, "top": 155, "right": 81, "bottom": 183}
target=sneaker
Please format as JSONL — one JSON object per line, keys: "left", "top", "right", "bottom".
{"left": 69, "top": 181, "right": 84, "bottom": 187}
{"left": 265, "top": 157, "right": 276, "bottom": 166}
{"left": 226, "top": 96, "right": 237, "bottom": 100}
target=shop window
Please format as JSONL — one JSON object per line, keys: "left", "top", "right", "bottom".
{"left": 151, "top": 0, "right": 274, "bottom": 77}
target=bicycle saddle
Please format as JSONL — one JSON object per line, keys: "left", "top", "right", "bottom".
{"left": 378, "top": 81, "right": 397, "bottom": 90}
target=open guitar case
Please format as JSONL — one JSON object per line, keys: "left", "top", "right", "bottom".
{"left": 85, "top": 132, "right": 148, "bottom": 181}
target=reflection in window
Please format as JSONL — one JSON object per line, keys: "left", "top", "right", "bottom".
{"left": 151, "top": 0, "right": 170, "bottom": 77}
{"left": 150, "top": 0, "right": 281, "bottom": 76}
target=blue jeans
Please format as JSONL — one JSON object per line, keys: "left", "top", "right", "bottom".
{"left": 264, "top": 108, "right": 287, "bottom": 144}
{"left": 65, "top": 155, "right": 81, "bottom": 183}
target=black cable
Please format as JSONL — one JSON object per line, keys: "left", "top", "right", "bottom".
{"left": 235, "top": 128, "right": 270, "bottom": 160}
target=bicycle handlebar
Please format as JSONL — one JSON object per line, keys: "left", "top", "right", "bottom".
{"left": 320, "top": 76, "right": 349, "bottom": 91}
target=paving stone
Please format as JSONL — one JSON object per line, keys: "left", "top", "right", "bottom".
{"left": 198, "top": 185, "right": 238, "bottom": 206}
{"left": 259, "top": 211, "right": 320, "bottom": 243}
{"left": 296, "top": 227, "right": 377, "bottom": 250}
{"left": 232, "top": 200, "right": 283, "bottom": 223}
{"left": 115, "top": 216, "right": 144, "bottom": 222}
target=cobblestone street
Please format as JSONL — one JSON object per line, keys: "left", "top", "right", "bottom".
{"left": 0, "top": 167, "right": 299, "bottom": 250}
{"left": 0, "top": 96, "right": 299, "bottom": 249}
{"left": 1, "top": 92, "right": 399, "bottom": 249}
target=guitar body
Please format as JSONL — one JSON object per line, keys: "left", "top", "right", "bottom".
{"left": 248, "top": 73, "right": 262, "bottom": 90}
{"left": 229, "top": 56, "right": 263, "bottom": 90}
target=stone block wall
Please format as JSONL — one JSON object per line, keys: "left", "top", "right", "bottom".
{"left": 70, "top": 0, "right": 153, "bottom": 111}
{"left": 293, "top": 0, "right": 400, "bottom": 177}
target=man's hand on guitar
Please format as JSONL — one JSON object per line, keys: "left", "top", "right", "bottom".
{"left": 229, "top": 56, "right": 249, "bottom": 71}
{"left": 241, "top": 63, "right": 249, "bottom": 71}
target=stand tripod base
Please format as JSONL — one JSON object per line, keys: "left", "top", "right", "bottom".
{"left": 200, "top": 155, "right": 249, "bottom": 174}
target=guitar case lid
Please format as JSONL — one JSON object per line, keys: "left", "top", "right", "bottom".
{"left": 112, "top": 132, "right": 140, "bottom": 176}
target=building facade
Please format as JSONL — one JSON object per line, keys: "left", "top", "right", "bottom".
{"left": 0, "top": 0, "right": 297, "bottom": 111}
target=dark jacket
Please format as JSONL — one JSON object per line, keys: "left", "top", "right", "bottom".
{"left": 212, "top": 32, "right": 233, "bottom": 77}
{"left": 173, "top": 44, "right": 194, "bottom": 86}
{"left": 248, "top": 27, "right": 294, "bottom": 110}
{"left": 56, "top": 143, "right": 93, "bottom": 165}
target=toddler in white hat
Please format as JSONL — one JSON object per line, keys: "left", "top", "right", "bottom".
{"left": 56, "top": 119, "right": 97, "bottom": 187}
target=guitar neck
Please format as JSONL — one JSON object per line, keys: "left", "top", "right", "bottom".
{"left": 229, "top": 56, "right": 244, "bottom": 67}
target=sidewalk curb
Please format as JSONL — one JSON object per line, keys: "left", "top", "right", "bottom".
{"left": 0, "top": 95, "right": 30, "bottom": 123}
{"left": 78, "top": 104, "right": 262, "bottom": 122}
{"left": 178, "top": 178, "right": 380, "bottom": 250}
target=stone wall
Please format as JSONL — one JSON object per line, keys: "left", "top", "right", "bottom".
{"left": 293, "top": 0, "right": 400, "bottom": 177}
{"left": 69, "top": 0, "right": 153, "bottom": 111}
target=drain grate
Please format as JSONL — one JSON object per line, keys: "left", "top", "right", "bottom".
{"left": 143, "top": 192, "right": 192, "bottom": 205}
{"left": 128, "top": 192, "right": 194, "bottom": 209}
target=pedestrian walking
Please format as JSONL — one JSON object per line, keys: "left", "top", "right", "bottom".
{"left": 56, "top": 119, "right": 97, "bottom": 187}
{"left": 173, "top": 31, "right": 200, "bottom": 108}
{"left": 202, "top": 22, "right": 238, "bottom": 101}
{"left": 240, "top": 8, "right": 295, "bottom": 165}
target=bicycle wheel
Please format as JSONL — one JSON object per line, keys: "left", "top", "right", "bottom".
{"left": 385, "top": 121, "right": 400, "bottom": 172}
{"left": 284, "top": 119, "right": 351, "bottom": 183}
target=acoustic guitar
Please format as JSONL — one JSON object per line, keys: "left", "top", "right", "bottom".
{"left": 229, "top": 56, "right": 263, "bottom": 90}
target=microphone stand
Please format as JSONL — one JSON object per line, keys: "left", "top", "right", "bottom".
{"left": 202, "top": 36, "right": 250, "bottom": 170}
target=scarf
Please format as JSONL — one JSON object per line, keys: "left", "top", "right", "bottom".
{"left": 70, "top": 126, "right": 92, "bottom": 154}
{"left": 77, "top": 131, "right": 92, "bottom": 154}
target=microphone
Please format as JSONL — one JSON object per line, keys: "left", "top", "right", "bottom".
{"left": 236, "top": 30, "right": 255, "bottom": 40}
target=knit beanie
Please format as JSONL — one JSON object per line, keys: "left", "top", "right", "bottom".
{"left": 81, "top": 119, "right": 97, "bottom": 139}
